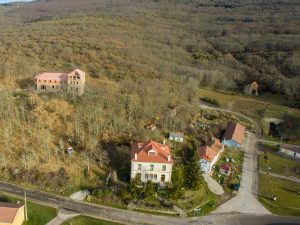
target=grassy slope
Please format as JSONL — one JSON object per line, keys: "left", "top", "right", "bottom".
{"left": 0, "top": 194, "right": 57, "bottom": 225}
{"left": 258, "top": 174, "right": 300, "bottom": 216}
{"left": 61, "top": 216, "right": 123, "bottom": 225}
{"left": 259, "top": 153, "right": 300, "bottom": 179}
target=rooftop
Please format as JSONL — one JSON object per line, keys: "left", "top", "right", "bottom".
{"left": 35, "top": 72, "right": 67, "bottom": 81}
{"left": 198, "top": 138, "right": 223, "bottom": 162}
{"left": 281, "top": 144, "right": 300, "bottom": 153}
{"left": 131, "top": 140, "right": 173, "bottom": 164}
{"left": 223, "top": 122, "right": 245, "bottom": 145}
{"left": 169, "top": 132, "right": 184, "bottom": 138}
{"left": 0, "top": 202, "right": 23, "bottom": 224}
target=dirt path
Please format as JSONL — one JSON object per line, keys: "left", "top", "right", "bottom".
{"left": 203, "top": 174, "right": 224, "bottom": 195}
{"left": 46, "top": 211, "right": 79, "bottom": 225}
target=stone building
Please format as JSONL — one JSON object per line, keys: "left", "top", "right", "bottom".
{"left": 35, "top": 69, "right": 85, "bottom": 95}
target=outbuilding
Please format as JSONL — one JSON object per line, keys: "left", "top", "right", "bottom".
{"left": 280, "top": 144, "right": 300, "bottom": 159}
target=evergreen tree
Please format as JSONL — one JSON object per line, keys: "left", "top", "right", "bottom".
{"left": 144, "top": 181, "right": 156, "bottom": 202}
{"left": 128, "top": 175, "right": 142, "bottom": 199}
{"left": 184, "top": 146, "right": 203, "bottom": 190}
{"left": 168, "top": 165, "right": 184, "bottom": 200}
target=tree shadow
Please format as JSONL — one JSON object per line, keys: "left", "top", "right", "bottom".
{"left": 101, "top": 141, "right": 131, "bottom": 181}
{"left": 16, "top": 77, "right": 35, "bottom": 89}
{"left": 0, "top": 194, "right": 11, "bottom": 202}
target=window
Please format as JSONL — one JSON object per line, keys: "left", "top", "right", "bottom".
{"left": 52, "top": 85, "right": 55, "bottom": 89}
{"left": 138, "top": 164, "right": 141, "bottom": 170}
{"left": 150, "top": 164, "right": 154, "bottom": 171}
{"left": 145, "top": 174, "right": 148, "bottom": 179}
{"left": 149, "top": 174, "right": 153, "bottom": 179}
{"left": 162, "top": 165, "right": 166, "bottom": 171}
{"left": 154, "top": 174, "right": 157, "bottom": 180}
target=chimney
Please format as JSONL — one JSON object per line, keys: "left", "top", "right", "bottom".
{"left": 168, "top": 155, "right": 171, "bottom": 161}
{"left": 163, "top": 139, "right": 166, "bottom": 145}
{"left": 134, "top": 153, "right": 137, "bottom": 160}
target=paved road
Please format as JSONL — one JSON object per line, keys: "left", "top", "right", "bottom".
{"left": 213, "top": 133, "right": 270, "bottom": 214}
{"left": 2, "top": 181, "right": 300, "bottom": 225}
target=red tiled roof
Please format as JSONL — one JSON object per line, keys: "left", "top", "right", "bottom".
{"left": 131, "top": 140, "right": 173, "bottom": 164}
{"left": 35, "top": 72, "right": 67, "bottom": 81}
{"left": 0, "top": 202, "right": 23, "bottom": 223}
{"left": 223, "top": 122, "right": 245, "bottom": 145}
{"left": 198, "top": 138, "right": 223, "bottom": 162}
{"left": 220, "top": 163, "right": 231, "bottom": 171}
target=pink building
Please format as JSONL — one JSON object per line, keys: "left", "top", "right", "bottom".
{"left": 35, "top": 69, "right": 85, "bottom": 95}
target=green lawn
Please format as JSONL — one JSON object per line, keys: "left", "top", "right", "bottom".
{"left": 212, "top": 148, "right": 244, "bottom": 188}
{"left": 61, "top": 216, "right": 123, "bottom": 225}
{"left": 0, "top": 194, "right": 57, "bottom": 225}
{"left": 259, "top": 152, "right": 300, "bottom": 179}
{"left": 258, "top": 174, "right": 300, "bottom": 216}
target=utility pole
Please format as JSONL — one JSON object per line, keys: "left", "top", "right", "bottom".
{"left": 24, "top": 191, "right": 28, "bottom": 221}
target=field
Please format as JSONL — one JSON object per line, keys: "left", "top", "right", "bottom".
{"left": 61, "top": 216, "right": 123, "bottom": 225}
{"left": 259, "top": 152, "right": 300, "bottom": 179}
{"left": 0, "top": 193, "right": 57, "bottom": 225}
{"left": 258, "top": 174, "right": 300, "bottom": 216}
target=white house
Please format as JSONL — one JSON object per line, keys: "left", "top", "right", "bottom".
{"left": 198, "top": 138, "right": 224, "bottom": 174}
{"left": 169, "top": 132, "right": 184, "bottom": 142}
{"left": 280, "top": 144, "right": 300, "bottom": 159}
{"left": 131, "top": 140, "right": 173, "bottom": 184}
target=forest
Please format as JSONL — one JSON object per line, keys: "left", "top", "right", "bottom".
{"left": 0, "top": 0, "right": 299, "bottom": 196}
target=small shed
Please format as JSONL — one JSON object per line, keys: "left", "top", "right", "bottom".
{"left": 145, "top": 122, "right": 157, "bottom": 131}
{"left": 280, "top": 144, "right": 300, "bottom": 159}
{"left": 169, "top": 132, "right": 184, "bottom": 142}
{"left": 66, "top": 145, "right": 74, "bottom": 155}
{"left": 220, "top": 163, "right": 232, "bottom": 176}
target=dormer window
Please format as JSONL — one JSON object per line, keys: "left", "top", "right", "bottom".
{"left": 148, "top": 149, "right": 156, "bottom": 156}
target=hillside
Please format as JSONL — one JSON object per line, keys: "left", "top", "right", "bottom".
{"left": 0, "top": 0, "right": 299, "bottom": 194}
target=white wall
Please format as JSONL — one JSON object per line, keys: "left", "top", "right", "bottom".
{"left": 131, "top": 162, "right": 172, "bottom": 183}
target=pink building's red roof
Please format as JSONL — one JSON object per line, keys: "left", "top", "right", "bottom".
{"left": 35, "top": 72, "right": 67, "bottom": 81}
{"left": 131, "top": 140, "right": 173, "bottom": 164}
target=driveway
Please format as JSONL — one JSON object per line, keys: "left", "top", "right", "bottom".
{"left": 203, "top": 174, "right": 224, "bottom": 195}
{"left": 212, "top": 133, "right": 270, "bottom": 214}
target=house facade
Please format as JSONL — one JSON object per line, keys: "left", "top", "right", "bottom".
{"left": 222, "top": 122, "right": 245, "bottom": 148}
{"left": 0, "top": 202, "right": 24, "bottom": 225}
{"left": 169, "top": 132, "right": 184, "bottom": 142}
{"left": 35, "top": 69, "right": 85, "bottom": 95}
{"left": 280, "top": 144, "right": 300, "bottom": 159}
{"left": 131, "top": 140, "right": 173, "bottom": 184}
{"left": 198, "top": 138, "right": 224, "bottom": 173}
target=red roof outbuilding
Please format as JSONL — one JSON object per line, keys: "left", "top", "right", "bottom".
{"left": 223, "top": 122, "right": 245, "bottom": 145}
